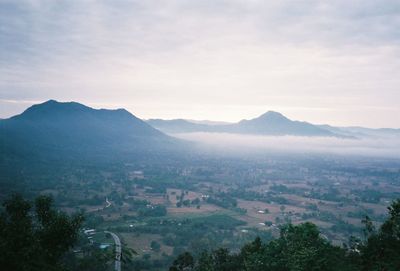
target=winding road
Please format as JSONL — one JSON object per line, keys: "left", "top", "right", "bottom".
{"left": 105, "top": 197, "right": 112, "bottom": 208}
{"left": 104, "top": 231, "right": 121, "bottom": 271}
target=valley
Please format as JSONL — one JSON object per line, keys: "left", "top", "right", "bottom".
{"left": 13, "top": 154, "right": 398, "bottom": 270}
{"left": 2, "top": 1, "right": 400, "bottom": 269}
{"left": 1, "top": 101, "right": 399, "bottom": 270}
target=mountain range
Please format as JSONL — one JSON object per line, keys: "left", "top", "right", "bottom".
{"left": 1, "top": 100, "right": 399, "bottom": 166}
{"left": 149, "top": 112, "right": 339, "bottom": 137}
{"left": 148, "top": 112, "right": 400, "bottom": 138}
{"left": 148, "top": 111, "right": 336, "bottom": 136}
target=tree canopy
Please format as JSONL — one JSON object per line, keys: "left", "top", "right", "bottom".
{"left": 0, "top": 194, "right": 83, "bottom": 271}
{"left": 170, "top": 199, "right": 400, "bottom": 271}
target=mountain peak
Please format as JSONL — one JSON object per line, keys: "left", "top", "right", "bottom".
{"left": 43, "top": 99, "right": 58, "bottom": 104}
{"left": 248, "top": 111, "right": 290, "bottom": 123}
{"left": 18, "top": 100, "right": 90, "bottom": 119}
{"left": 39, "top": 99, "right": 81, "bottom": 107}
{"left": 14, "top": 100, "right": 143, "bottom": 126}
{"left": 258, "top": 111, "right": 287, "bottom": 119}
{"left": 230, "top": 110, "right": 335, "bottom": 136}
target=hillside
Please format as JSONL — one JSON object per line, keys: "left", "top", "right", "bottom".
{"left": 148, "top": 111, "right": 337, "bottom": 137}
{"left": 224, "top": 111, "right": 336, "bottom": 136}
{"left": 0, "top": 100, "right": 179, "bottom": 162}
{"left": 147, "top": 119, "right": 215, "bottom": 134}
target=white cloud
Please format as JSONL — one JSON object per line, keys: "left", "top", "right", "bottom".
{"left": 1, "top": 0, "right": 400, "bottom": 127}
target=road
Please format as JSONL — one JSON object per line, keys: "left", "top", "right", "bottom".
{"left": 105, "top": 197, "right": 112, "bottom": 208}
{"left": 104, "top": 231, "right": 121, "bottom": 271}
{"left": 87, "top": 198, "right": 112, "bottom": 213}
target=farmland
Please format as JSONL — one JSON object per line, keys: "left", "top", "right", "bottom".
{"left": 22, "top": 154, "right": 398, "bottom": 270}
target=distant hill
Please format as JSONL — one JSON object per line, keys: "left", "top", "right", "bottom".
{"left": 148, "top": 111, "right": 338, "bottom": 137}
{"left": 223, "top": 111, "right": 336, "bottom": 136}
{"left": 147, "top": 119, "right": 218, "bottom": 134}
{"left": 149, "top": 113, "right": 400, "bottom": 138}
{"left": 185, "top": 120, "right": 232, "bottom": 126}
{"left": 0, "top": 100, "right": 179, "bottom": 163}
{"left": 318, "top": 124, "right": 400, "bottom": 138}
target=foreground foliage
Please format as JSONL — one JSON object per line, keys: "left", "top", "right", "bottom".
{"left": 1, "top": 194, "right": 399, "bottom": 271}
{"left": 0, "top": 194, "right": 83, "bottom": 271}
{"left": 170, "top": 199, "right": 400, "bottom": 271}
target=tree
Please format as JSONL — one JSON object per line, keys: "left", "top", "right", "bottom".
{"left": 211, "top": 248, "right": 239, "bottom": 271}
{"left": 265, "top": 221, "right": 273, "bottom": 226}
{"left": 359, "top": 199, "right": 400, "bottom": 271}
{"left": 0, "top": 194, "right": 83, "bottom": 271}
{"left": 121, "top": 245, "right": 137, "bottom": 265}
{"left": 196, "top": 251, "right": 213, "bottom": 271}
{"left": 169, "top": 252, "right": 194, "bottom": 271}
{"left": 171, "top": 223, "right": 354, "bottom": 271}
{"left": 67, "top": 245, "right": 113, "bottom": 271}
{"left": 151, "top": 240, "right": 161, "bottom": 252}
{"left": 169, "top": 199, "right": 400, "bottom": 271}
{"left": 268, "top": 223, "right": 351, "bottom": 271}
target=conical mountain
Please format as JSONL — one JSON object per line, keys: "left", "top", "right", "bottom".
{"left": 230, "top": 111, "right": 334, "bottom": 136}
{"left": 148, "top": 111, "right": 336, "bottom": 137}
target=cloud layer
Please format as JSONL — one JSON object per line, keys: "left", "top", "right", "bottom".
{"left": 174, "top": 132, "right": 400, "bottom": 158}
{"left": 1, "top": 1, "right": 400, "bottom": 127}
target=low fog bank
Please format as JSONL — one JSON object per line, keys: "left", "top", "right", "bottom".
{"left": 173, "top": 132, "right": 400, "bottom": 158}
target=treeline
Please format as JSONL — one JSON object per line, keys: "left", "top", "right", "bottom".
{"left": 0, "top": 194, "right": 85, "bottom": 271}
{"left": 169, "top": 199, "right": 400, "bottom": 271}
{"left": 2, "top": 193, "right": 399, "bottom": 271}
{"left": 0, "top": 194, "right": 118, "bottom": 271}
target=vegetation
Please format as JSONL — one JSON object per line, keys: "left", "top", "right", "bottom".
{"left": 0, "top": 194, "right": 83, "bottom": 271}
{"left": 1, "top": 145, "right": 400, "bottom": 270}
{"left": 170, "top": 200, "right": 400, "bottom": 271}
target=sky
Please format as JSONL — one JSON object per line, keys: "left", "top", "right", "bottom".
{"left": 1, "top": 0, "right": 400, "bottom": 128}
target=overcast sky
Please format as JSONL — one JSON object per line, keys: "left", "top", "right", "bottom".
{"left": 1, "top": 0, "right": 399, "bottom": 128}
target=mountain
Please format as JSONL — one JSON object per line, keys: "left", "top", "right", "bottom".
{"left": 147, "top": 119, "right": 215, "bottom": 134}
{"left": 225, "top": 111, "right": 336, "bottom": 136}
{"left": 185, "top": 120, "right": 232, "bottom": 126}
{"left": 318, "top": 124, "right": 400, "bottom": 138}
{"left": 0, "top": 100, "right": 179, "bottom": 162}
{"left": 148, "top": 111, "right": 338, "bottom": 137}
